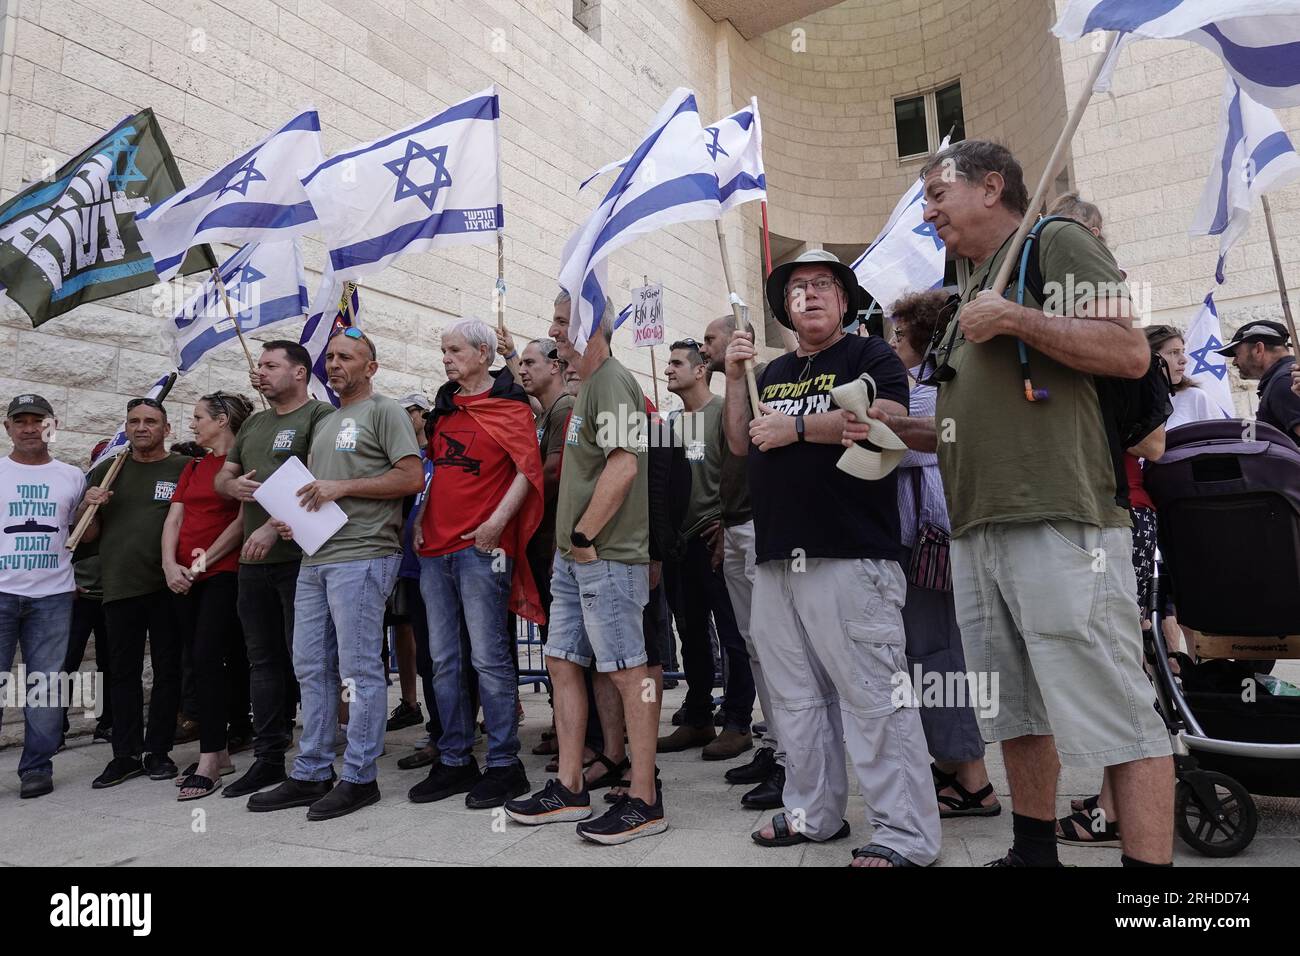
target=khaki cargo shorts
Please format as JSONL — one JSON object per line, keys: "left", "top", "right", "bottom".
{"left": 951, "top": 519, "right": 1172, "bottom": 768}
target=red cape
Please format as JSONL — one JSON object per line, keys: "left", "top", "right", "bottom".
{"left": 460, "top": 396, "right": 547, "bottom": 625}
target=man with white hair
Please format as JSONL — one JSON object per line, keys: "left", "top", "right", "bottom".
{"left": 409, "top": 318, "right": 545, "bottom": 810}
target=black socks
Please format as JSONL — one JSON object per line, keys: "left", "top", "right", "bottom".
{"left": 1011, "top": 812, "right": 1059, "bottom": 866}
{"left": 1121, "top": 854, "right": 1173, "bottom": 867}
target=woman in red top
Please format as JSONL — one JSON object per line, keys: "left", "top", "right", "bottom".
{"left": 161, "top": 391, "right": 254, "bottom": 800}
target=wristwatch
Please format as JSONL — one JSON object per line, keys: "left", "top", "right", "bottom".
{"left": 795, "top": 414, "right": 806, "bottom": 443}
{"left": 571, "top": 530, "right": 593, "bottom": 549}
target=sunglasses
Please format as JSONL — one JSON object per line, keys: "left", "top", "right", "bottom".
{"left": 126, "top": 397, "right": 164, "bottom": 412}
{"left": 913, "top": 297, "right": 962, "bottom": 387}
{"left": 671, "top": 338, "right": 702, "bottom": 351}
{"left": 341, "top": 327, "right": 364, "bottom": 340}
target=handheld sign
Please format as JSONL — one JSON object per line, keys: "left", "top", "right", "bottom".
{"left": 631, "top": 283, "right": 664, "bottom": 347}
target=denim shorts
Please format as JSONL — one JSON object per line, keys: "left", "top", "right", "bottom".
{"left": 545, "top": 553, "right": 650, "bottom": 672}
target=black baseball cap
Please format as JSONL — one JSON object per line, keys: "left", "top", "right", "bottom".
{"left": 7, "top": 393, "right": 54, "bottom": 418}
{"left": 1214, "top": 320, "right": 1290, "bottom": 355}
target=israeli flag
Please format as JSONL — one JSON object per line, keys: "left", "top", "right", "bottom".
{"left": 300, "top": 88, "right": 502, "bottom": 281}
{"left": 559, "top": 88, "right": 721, "bottom": 354}
{"left": 1190, "top": 77, "right": 1300, "bottom": 282}
{"left": 1183, "top": 292, "right": 1238, "bottom": 417}
{"left": 136, "top": 110, "right": 323, "bottom": 282}
{"left": 91, "top": 372, "right": 174, "bottom": 470}
{"left": 1053, "top": 0, "right": 1300, "bottom": 108}
{"left": 299, "top": 271, "right": 361, "bottom": 406}
{"left": 170, "top": 241, "right": 308, "bottom": 373}
{"left": 851, "top": 135, "right": 950, "bottom": 313}
{"left": 580, "top": 99, "right": 767, "bottom": 213}
{"left": 614, "top": 303, "right": 633, "bottom": 330}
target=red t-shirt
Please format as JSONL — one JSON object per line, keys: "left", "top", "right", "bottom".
{"left": 1125, "top": 454, "right": 1155, "bottom": 512}
{"left": 420, "top": 392, "right": 519, "bottom": 557}
{"left": 173, "top": 454, "right": 241, "bottom": 579}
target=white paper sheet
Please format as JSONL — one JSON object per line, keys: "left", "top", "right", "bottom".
{"left": 251, "top": 456, "right": 347, "bottom": 557}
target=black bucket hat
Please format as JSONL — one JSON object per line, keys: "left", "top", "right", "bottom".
{"left": 765, "top": 249, "right": 863, "bottom": 330}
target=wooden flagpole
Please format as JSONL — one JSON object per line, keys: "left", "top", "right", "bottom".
{"left": 1261, "top": 196, "right": 1298, "bottom": 347}
{"left": 212, "top": 267, "right": 267, "bottom": 409}
{"left": 714, "top": 220, "right": 764, "bottom": 415}
{"left": 495, "top": 232, "right": 506, "bottom": 332}
{"left": 989, "top": 32, "right": 1118, "bottom": 296}
{"left": 67, "top": 373, "right": 179, "bottom": 551}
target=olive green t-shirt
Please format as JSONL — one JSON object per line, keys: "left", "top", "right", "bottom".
{"left": 304, "top": 394, "right": 421, "bottom": 567}
{"left": 86, "top": 452, "right": 191, "bottom": 603}
{"left": 934, "top": 220, "right": 1132, "bottom": 538}
{"left": 676, "top": 395, "right": 724, "bottom": 538}
{"left": 719, "top": 361, "right": 763, "bottom": 528}
{"left": 536, "top": 392, "right": 576, "bottom": 546}
{"left": 227, "top": 398, "right": 335, "bottom": 565}
{"left": 555, "top": 357, "right": 649, "bottom": 564}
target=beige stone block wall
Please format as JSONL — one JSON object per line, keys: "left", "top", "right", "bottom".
{"left": 0, "top": 0, "right": 768, "bottom": 461}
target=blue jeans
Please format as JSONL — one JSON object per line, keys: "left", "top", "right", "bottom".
{"left": 419, "top": 548, "right": 519, "bottom": 768}
{"left": 545, "top": 554, "right": 650, "bottom": 672}
{"left": 0, "top": 591, "right": 74, "bottom": 778}
{"left": 291, "top": 555, "right": 400, "bottom": 785}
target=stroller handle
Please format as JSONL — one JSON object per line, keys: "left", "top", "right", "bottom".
{"left": 1178, "top": 732, "right": 1300, "bottom": 761}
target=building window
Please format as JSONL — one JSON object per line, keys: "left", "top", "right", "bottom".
{"left": 894, "top": 80, "right": 965, "bottom": 161}
{"left": 573, "top": 0, "right": 601, "bottom": 40}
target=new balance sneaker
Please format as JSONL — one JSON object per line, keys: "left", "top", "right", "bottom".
{"left": 504, "top": 778, "right": 591, "bottom": 825}
{"left": 576, "top": 792, "right": 667, "bottom": 845}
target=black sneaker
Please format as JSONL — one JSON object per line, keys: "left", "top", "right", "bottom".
{"left": 306, "top": 780, "right": 380, "bottom": 821}
{"left": 20, "top": 772, "right": 54, "bottom": 799}
{"left": 386, "top": 700, "right": 423, "bottom": 732}
{"left": 724, "top": 746, "right": 776, "bottom": 784}
{"left": 504, "top": 778, "right": 591, "bottom": 825}
{"left": 408, "top": 759, "right": 481, "bottom": 804}
{"left": 466, "top": 760, "right": 530, "bottom": 809}
{"left": 142, "top": 753, "right": 178, "bottom": 780}
{"left": 752, "top": 721, "right": 768, "bottom": 737}
{"left": 576, "top": 792, "right": 667, "bottom": 845}
{"left": 92, "top": 756, "right": 144, "bottom": 789}
{"left": 247, "top": 775, "right": 335, "bottom": 813}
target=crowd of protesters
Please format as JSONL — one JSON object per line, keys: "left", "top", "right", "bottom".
{"left": 4, "top": 139, "right": 1300, "bottom": 864}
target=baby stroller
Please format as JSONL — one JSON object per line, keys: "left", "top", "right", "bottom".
{"left": 1143, "top": 418, "right": 1300, "bottom": 857}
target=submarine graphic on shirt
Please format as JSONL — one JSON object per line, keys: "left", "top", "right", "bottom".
{"left": 433, "top": 432, "right": 482, "bottom": 477}
{"left": 3, "top": 518, "right": 59, "bottom": 534}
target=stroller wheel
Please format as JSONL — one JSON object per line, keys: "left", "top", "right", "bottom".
{"left": 1174, "top": 772, "right": 1258, "bottom": 858}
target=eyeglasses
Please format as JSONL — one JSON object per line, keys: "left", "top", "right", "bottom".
{"left": 126, "top": 397, "right": 164, "bottom": 412}
{"left": 786, "top": 277, "right": 841, "bottom": 297}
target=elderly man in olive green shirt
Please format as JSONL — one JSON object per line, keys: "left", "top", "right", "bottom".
{"left": 871, "top": 140, "right": 1174, "bottom": 868}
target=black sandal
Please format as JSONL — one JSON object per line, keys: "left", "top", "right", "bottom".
{"left": 603, "top": 767, "right": 662, "bottom": 803}
{"left": 751, "top": 813, "right": 850, "bottom": 847}
{"left": 1056, "top": 808, "right": 1120, "bottom": 847}
{"left": 1069, "top": 793, "right": 1101, "bottom": 814}
{"left": 932, "top": 765, "right": 1000, "bottom": 818}
{"left": 176, "top": 774, "right": 222, "bottom": 801}
{"left": 174, "top": 763, "right": 236, "bottom": 787}
{"left": 849, "top": 844, "right": 919, "bottom": 867}
{"left": 583, "top": 753, "right": 630, "bottom": 790}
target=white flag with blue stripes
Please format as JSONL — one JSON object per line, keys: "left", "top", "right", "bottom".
{"left": 1191, "top": 76, "right": 1300, "bottom": 282}
{"left": 135, "top": 110, "right": 322, "bottom": 282}
{"left": 90, "top": 372, "right": 174, "bottom": 470}
{"left": 1053, "top": 0, "right": 1300, "bottom": 108}
{"left": 300, "top": 88, "right": 502, "bottom": 281}
{"left": 579, "top": 99, "right": 767, "bottom": 213}
{"left": 851, "top": 135, "right": 950, "bottom": 313}
{"left": 559, "top": 88, "right": 722, "bottom": 354}
{"left": 299, "top": 270, "right": 361, "bottom": 406}
{"left": 1183, "top": 291, "right": 1238, "bottom": 417}
{"left": 170, "top": 241, "right": 308, "bottom": 373}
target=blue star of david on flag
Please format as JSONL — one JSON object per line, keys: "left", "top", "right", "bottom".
{"left": 100, "top": 129, "right": 148, "bottom": 190}
{"left": 912, "top": 217, "right": 942, "bottom": 251}
{"left": 385, "top": 140, "right": 453, "bottom": 211}
{"left": 704, "top": 126, "right": 728, "bottom": 161}
{"left": 219, "top": 157, "right": 267, "bottom": 199}
{"left": 1190, "top": 335, "right": 1229, "bottom": 379}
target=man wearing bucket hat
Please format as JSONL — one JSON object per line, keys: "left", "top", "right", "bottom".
{"left": 722, "top": 249, "right": 940, "bottom": 868}
{"left": 1215, "top": 320, "right": 1300, "bottom": 443}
